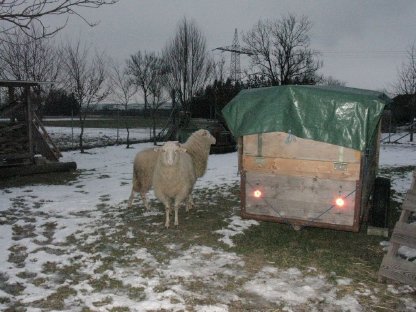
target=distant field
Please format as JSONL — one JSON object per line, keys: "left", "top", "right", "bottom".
{"left": 41, "top": 116, "right": 170, "bottom": 128}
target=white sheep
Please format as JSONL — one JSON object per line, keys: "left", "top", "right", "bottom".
{"left": 152, "top": 141, "right": 196, "bottom": 228}
{"left": 181, "top": 129, "right": 216, "bottom": 178}
{"left": 180, "top": 129, "right": 216, "bottom": 210}
{"left": 127, "top": 129, "right": 216, "bottom": 210}
{"left": 127, "top": 147, "right": 160, "bottom": 209}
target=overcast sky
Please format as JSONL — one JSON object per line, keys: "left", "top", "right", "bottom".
{"left": 53, "top": 0, "right": 416, "bottom": 92}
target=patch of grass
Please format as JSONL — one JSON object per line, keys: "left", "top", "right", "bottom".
{"left": 90, "top": 275, "right": 124, "bottom": 291}
{"left": 234, "top": 222, "right": 385, "bottom": 281}
{"left": 109, "top": 307, "right": 130, "bottom": 312}
{"left": 127, "top": 287, "right": 146, "bottom": 301}
{"left": 32, "top": 286, "right": 77, "bottom": 310}
{"left": 12, "top": 223, "right": 36, "bottom": 240}
{"left": 93, "top": 296, "right": 113, "bottom": 307}
{"left": 8, "top": 244, "right": 28, "bottom": 267}
{"left": 42, "top": 261, "right": 59, "bottom": 274}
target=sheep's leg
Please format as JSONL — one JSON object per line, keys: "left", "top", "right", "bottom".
{"left": 174, "top": 205, "right": 179, "bottom": 227}
{"left": 165, "top": 205, "right": 171, "bottom": 228}
{"left": 140, "top": 192, "right": 150, "bottom": 210}
{"left": 186, "top": 195, "right": 194, "bottom": 212}
{"left": 127, "top": 189, "right": 136, "bottom": 208}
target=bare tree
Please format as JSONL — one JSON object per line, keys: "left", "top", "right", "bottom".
{"left": 0, "top": 26, "right": 61, "bottom": 117}
{"left": 163, "top": 17, "right": 213, "bottom": 116}
{"left": 147, "top": 59, "right": 169, "bottom": 145}
{"left": 60, "top": 39, "right": 110, "bottom": 152}
{"left": 126, "top": 51, "right": 167, "bottom": 144}
{"left": 0, "top": 0, "right": 118, "bottom": 39}
{"left": 318, "top": 75, "right": 346, "bottom": 87}
{"left": 0, "top": 27, "right": 60, "bottom": 81}
{"left": 243, "top": 14, "right": 322, "bottom": 86}
{"left": 394, "top": 42, "right": 416, "bottom": 141}
{"left": 109, "top": 61, "right": 137, "bottom": 148}
{"left": 126, "top": 51, "right": 159, "bottom": 118}
{"left": 395, "top": 43, "right": 416, "bottom": 95}
{"left": 212, "top": 55, "right": 227, "bottom": 83}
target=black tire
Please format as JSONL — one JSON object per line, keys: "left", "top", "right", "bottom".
{"left": 370, "top": 177, "right": 391, "bottom": 228}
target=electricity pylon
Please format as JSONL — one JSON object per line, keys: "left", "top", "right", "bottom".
{"left": 214, "top": 29, "right": 255, "bottom": 83}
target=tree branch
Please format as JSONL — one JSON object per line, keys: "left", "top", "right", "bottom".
{"left": 0, "top": 0, "right": 118, "bottom": 39}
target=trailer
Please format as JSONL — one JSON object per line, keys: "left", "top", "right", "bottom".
{"left": 222, "top": 85, "right": 390, "bottom": 231}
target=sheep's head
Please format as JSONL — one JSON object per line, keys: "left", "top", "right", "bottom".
{"left": 195, "top": 129, "right": 216, "bottom": 145}
{"left": 160, "top": 141, "right": 187, "bottom": 166}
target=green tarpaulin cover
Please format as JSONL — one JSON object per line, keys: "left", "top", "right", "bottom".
{"left": 222, "top": 85, "right": 390, "bottom": 151}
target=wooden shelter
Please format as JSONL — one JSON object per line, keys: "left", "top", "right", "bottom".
{"left": 222, "top": 85, "right": 390, "bottom": 231}
{"left": 0, "top": 80, "right": 75, "bottom": 176}
{"left": 378, "top": 171, "right": 416, "bottom": 286}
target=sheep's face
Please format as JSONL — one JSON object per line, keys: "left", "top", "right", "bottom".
{"left": 160, "top": 141, "right": 186, "bottom": 166}
{"left": 196, "top": 129, "right": 216, "bottom": 145}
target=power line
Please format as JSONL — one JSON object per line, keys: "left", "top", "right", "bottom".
{"left": 320, "top": 50, "right": 407, "bottom": 58}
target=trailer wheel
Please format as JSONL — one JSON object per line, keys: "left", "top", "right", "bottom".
{"left": 370, "top": 177, "right": 391, "bottom": 228}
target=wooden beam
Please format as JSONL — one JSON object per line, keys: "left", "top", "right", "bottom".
{"left": 244, "top": 171, "right": 358, "bottom": 228}
{"left": 0, "top": 162, "right": 77, "bottom": 178}
{"left": 379, "top": 256, "right": 416, "bottom": 287}
{"left": 25, "top": 86, "right": 34, "bottom": 163}
{"left": 243, "top": 132, "right": 361, "bottom": 162}
{"left": 243, "top": 156, "right": 361, "bottom": 181}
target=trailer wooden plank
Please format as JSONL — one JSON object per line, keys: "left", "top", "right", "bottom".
{"left": 390, "top": 222, "right": 416, "bottom": 249}
{"left": 379, "top": 256, "right": 416, "bottom": 287}
{"left": 243, "top": 156, "right": 361, "bottom": 181}
{"left": 243, "top": 132, "right": 361, "bottom": 162}
{"left": 245, "top": 202, "right": 355, "bottom": 226}
{"left": 404, "top": 191, "right": 416, "bottom": 204}
{"left": 399, "top": 193, "right": 416, "bottom": 222}
{"left": 401, "top": 200, "right": 416, "bottom": 213}
{"left": 244, "top": 171, "right": 357, "bottom": 227}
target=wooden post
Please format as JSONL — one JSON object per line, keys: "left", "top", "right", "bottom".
{"left": 8, "top": 86, "right": 15, "bottom": 122}
{"left": 25, "top": 86, "right": 34, "bottom": 163}
{"left": 237, "top": 137, "right": 243, "bottom": 173}
{"left": 410, "top": 95, "right": 415, "bottom": 142}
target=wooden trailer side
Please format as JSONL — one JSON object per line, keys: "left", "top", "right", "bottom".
{"left": 240, "top": 132, "right": 364, "bottom": 231}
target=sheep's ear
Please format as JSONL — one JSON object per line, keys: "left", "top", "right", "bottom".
{"left": 179, "top": 147, "right": 187, "bottom": 153}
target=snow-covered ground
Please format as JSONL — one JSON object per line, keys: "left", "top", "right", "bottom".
{"left": 0, "top": 128, "right": 415, "bottom": 311}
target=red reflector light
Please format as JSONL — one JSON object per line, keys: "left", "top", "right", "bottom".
{"left": 254, "top": 190, "right": 262, "bottom": 198}
{"left": 335, "top": 197, "right": 345, "bottom": 208}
